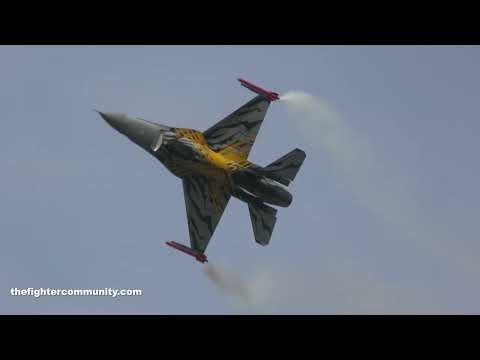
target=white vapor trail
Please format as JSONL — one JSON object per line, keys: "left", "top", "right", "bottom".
{"left": 280, "top": 91, "right": 419, "bottom": 240}
{"left": 279, "top": 91, "right": 480, "bottom": 275}
{"left": 204, "top": 260, "right": 440, "bottom": 314}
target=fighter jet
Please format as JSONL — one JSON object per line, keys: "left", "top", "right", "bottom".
{"left": 97, "top": 79, "right": 306, "bottom": 263}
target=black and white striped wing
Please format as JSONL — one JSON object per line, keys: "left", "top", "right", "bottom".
{"left": 182, "top": 176, "right": 230, "bottom": 253}
{"left": 248, "top": 202, "right": 277, "bottom": 246}
{"left": 203, "top": 95, "right": 271, "bottom": 161}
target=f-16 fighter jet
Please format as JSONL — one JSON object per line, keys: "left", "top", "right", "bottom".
{"left": 97, "top": 79, "right": 306, "bottom": 263}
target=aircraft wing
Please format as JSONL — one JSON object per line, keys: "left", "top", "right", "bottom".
{"left": 203, "top": 95, "right": 272, "bottom": 161}
{"left": 182, "top": 175, "right": 231, "bottom": 253}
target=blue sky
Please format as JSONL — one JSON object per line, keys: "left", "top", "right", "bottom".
{"left": 1, "top": 46, "right": 479, "bottom": 314}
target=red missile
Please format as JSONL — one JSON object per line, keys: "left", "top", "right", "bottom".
{"left": 238, "top": 78, "right": 280, "bottom": 101}
{"left": 166, "top": 241, "right": 208, "bottom": 263}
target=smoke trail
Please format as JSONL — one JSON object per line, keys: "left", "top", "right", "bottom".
{"left": 280, "top": 91, "right": 480, "bottom": 275}
{"left": 204, "top": 263, "right": 284, "bottom": 312}
{"left": 204, "top": 263, "right": 250, "bottom": 301}
{"left": 204, "top": 261, "right": 441, "bottom": 314}
{"left": 280, "top": 91, "right": 419, "bottom": 239}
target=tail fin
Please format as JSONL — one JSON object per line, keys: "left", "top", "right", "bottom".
{"left": 248, "top": 202, "right": 277, "bottom": 246}
{"left": 262, "top": 148, "right": 306, "bottom": 186}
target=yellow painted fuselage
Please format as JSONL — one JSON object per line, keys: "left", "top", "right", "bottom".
{"left": 159, "top": 128, "right": 252, "bottom": 182}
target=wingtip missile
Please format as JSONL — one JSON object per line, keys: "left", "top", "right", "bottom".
{"left": 166, "top": 241, "right": 208, "bottom": 263}
{"left": 238, "top": 78, "right": 280, "bottom": 101}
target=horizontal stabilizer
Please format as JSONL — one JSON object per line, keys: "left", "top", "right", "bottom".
{"left": 262, "top": 148, "right": 306, "bottom": 186}
{"left": 248, "top": 202, "right": 277, "bottom": 246}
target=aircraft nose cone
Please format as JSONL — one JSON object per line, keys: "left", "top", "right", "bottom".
{"left": 97, "top": 111, "right": 133, "bottom": 136}
{"left": 97, "top": 111, "right": 125, "bottom": 129}
{"left": 96, "top": 110, "right": 164, "bottom": 151}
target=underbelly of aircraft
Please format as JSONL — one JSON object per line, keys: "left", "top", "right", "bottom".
{"left": 155, "top": 141, "right": 231, "bottom": 181}
{"left": 155, "top": 138, "right": 292, "bottom": 207}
